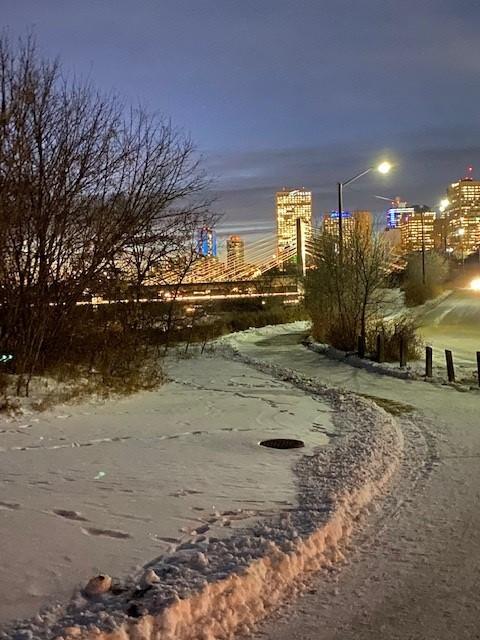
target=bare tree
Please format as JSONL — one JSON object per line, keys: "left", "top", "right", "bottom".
{"left": 159, "top": 240, "right": 201, "bottom": 354}
{"left": 305, "top": 229, "right": 391, "bottom": 351}
{"left": 0, "top": 34, "right": 214, "bottom": 393}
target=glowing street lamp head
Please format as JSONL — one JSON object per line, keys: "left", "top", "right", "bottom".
{"left": 458, "top": 228, "right": 465, "bottom": 236}
{"left": 440, "top": 198, "right": 450, "bottom": 209}
{"left": 377, "top": 161, "right": 392, "bottom": 175}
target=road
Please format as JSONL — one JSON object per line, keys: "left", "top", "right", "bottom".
{"left": 230, "top": 328, "right": 480, "bottom": 640}
{"left": 417, "top": 289, "right": 480, "bottom": 368}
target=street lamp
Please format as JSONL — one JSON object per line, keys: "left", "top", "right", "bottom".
{"left": 439, "top": 198, "right": 449, "bottom": 212}
{"left": 420, "top": 208, "right": 426, "bottom": 285}
{"left": 377, "top": 161, "right": 392, "bottom": 175}
{"left": 438, "top": 198, "right": 450, "bottom": 253}
{"left": 337, "top": 161, "right": 392, "bottom": 260}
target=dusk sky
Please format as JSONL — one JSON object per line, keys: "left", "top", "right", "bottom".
{"left": 3, "top": 0, "right": 480, "bottom": 243}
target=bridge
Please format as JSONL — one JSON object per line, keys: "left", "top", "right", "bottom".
{"left": 156, "top": 219, "right": 405, "bottom": 302}
{"left": 164, "top": 219, "right": 311, "bottom": 302}
{"left": 88, "top": 221, "right": 405, "bottom": 305}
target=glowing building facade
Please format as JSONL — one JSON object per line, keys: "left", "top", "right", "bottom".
{"left": 323, "top": 209, "right": 373, "bottom": 240}
{"left": 226, "top": 235, "right": 245, "bottom": 275}
{"left": 386, "top": 200, "right": 415, "bottom": 229}
{"left": 276, "top": 188, "right": 312, "bottom": 257}
{"left": 197, "top": 227, "right": 217, "bottom": 258}
{"left": 399, "top": 210, "right": 436, "bottom": 254}
{"left": 445, "top": 173, "right": 480, "bottom": 257}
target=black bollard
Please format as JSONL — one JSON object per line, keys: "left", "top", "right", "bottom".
{"left": 357, "top": 335, "right": 365, "bottom": 359}
{"left": 445, "top": 349, "right": 455, "bottom": 383}
{"left": 425, "top": 346, "right": 433, "bottom": 378}
{"left": 377, "top": 334, "right": 385, "bottom": 363}
{"left": 400, "top": 336, "right": 407, "bottom": 367}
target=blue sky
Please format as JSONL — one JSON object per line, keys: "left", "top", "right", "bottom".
{"left": 3, "top": 0, "right": 480, "bottom": 244}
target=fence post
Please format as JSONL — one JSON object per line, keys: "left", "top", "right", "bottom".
{"left": 357, "top": 335, "right": 365, "bottom": 359}
{"left": 445, "top": 349, "right": 455, "bottom": 383}
{"left": 477, "top": 351, "right": 480, "bottom": 387}
{"left": 376, "top": 334, "right": 385, "bottom": 363}
{"left": 399, "top": 336, "right": 407, "bottom": 367}
{"left": 425, "top": 346, "right": 433, "bottom": 378}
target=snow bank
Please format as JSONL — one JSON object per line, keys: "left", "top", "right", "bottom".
{"left": 304, "top": 337, "right": 413, "bottom": 380}
{"left": 220, "top": 320, "right": 311, "bottom": 345}
{"left": 11, "top": 341, "right": 404, "bottom": 640}
{"left": 304, "top": 336, "right": 480, "bottom": 391}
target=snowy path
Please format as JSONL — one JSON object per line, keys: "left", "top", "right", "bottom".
{"left": 227, "top": 326, "right": 480, "bottom": 640}
{"left": 417, "top": 289, "right": 480, "bottom": 369}
{"left": 0, "top": 353, "right": 333, "bottom": 625}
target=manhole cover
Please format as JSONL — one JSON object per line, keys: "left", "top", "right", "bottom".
{"left": 259, "top": 438, "right": 304, "bottom": 449}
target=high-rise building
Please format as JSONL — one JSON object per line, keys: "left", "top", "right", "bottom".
{"left": 386, "top": 199, "right": 415, "bottom": 229}
{"left": 399, "top": 208, "right": 436, "bottom": 254}
{"left": 323, "top": 210, "right": 373, "bottom": 240}
{"left": 445, "top": 171, "right": 480, "bottom": 257}
{"left": 197, "top": 227, "right": 217, "bottom": 258}
{"left": 276, "top": 188, "right": 312, "bottom": 257}
{"left": 226, "top": 235, "right": 245, "bottom": 275}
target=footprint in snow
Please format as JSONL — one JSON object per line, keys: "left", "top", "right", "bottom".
{"left": 82, "top": 527, "right": 131, "bottom": 540}
{"left": 170, "top": 488, "right": 203, "bottom": 497}
{"left": 53, "top": 509, "right": 88, "bottom": 522}
{"left": 0, "top": 500, "right": 21, "bottom": 510}
{"left": 157, "top": 536, "right": 180, "bottom": 543}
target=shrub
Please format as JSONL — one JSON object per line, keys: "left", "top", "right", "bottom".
{"left": 0, "top": 394, "right": 21, "bottom": 415}
{"left": 367, "top": 316, "right": 423, "bottom": 362}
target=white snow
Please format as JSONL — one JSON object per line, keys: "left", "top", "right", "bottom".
{"left": 236, "top": 323, "right": 480, "bottom": 640}
{"left": 2, "top": 334, "right": 403, "bottom": 640}
{"left": 0, "top": 350, "right": 332, "bottom": 626}
{"left": 274, "top": 291, "right": 480, "bottom": 390}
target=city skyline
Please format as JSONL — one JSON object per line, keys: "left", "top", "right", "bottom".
{"left": 3, "top": 1, "right": 480, "bottom": 233}
{"left": 213, "top": 167, "right": 480, "bottom": 262}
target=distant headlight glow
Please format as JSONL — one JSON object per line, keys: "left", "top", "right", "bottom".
{"left": 470, "top": 277, "right": 480, "bottom": 292}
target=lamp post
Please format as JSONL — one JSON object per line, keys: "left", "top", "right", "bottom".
{"left": 420, "top": 209, "right": 426, "bottom": 285}
{"left": 439, "top": 198, "right": 450, "bottom": 254}
{"left": 337, "top": 161, "right": 391, "bottom": 261}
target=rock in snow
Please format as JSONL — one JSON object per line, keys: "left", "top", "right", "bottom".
{"left": 83, "top": 575, "right": 112, "bottom": 598}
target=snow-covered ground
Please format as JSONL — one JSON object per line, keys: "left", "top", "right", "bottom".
{"left": 0, "top": 352, "right": 332, "bottom": 625}
{"left": 375, "top": 288, "right": 480, "bottom": 386}
{"left": 3, "top": 287, "right": 477, "bottom": 639}
{"left": 299, "top": 290, "right": 480, "bottom": 389}
{"left": 416, "top": 288, "right": 480, "bottom": 378}
{"left": 223, "top": 323, "right": 480, "bottom": 640}
{"left": 1, "top": 333, "right": 405, "bottom": 640}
